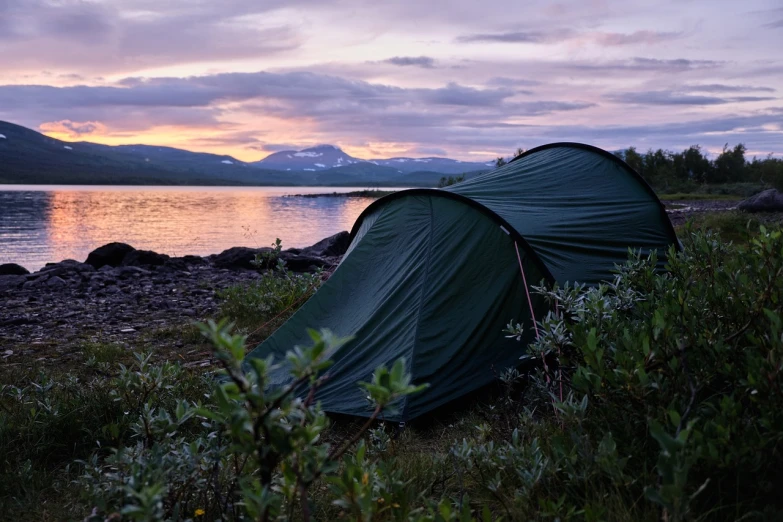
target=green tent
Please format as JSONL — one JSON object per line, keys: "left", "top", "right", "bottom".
{"left": 246, "top": 143, "right": 678, "bottom": 421}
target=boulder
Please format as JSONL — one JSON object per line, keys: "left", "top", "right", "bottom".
{"left": 45, "top": 276, "right": 66, "bottom": 288}
{"left": 738, "top": 189, "right": 783, "bottom": 213}
{"left": 210, "top": 247, "right": 272, "bottom": 270}
{"left": 86, "top": 242, "right": 136, "bottom": 268}
{"left": 0, "top": 263, "right": 29, "bottom": 276}
{"left": 42, "top": 259, "right": 95, "bottom": 274}
{"left": 279, "top": 252, "right": 329, "bottom": 272}
{"left": 179, "top": 255, "right": 207, "bottom": 265}
{"left": 122, "top": 249, "right": 169, "bottom": 267}
{"left": 117, "top": 266, "right": 152, "bottom": 278}
{"left": 0, "top": 274, "right": 26, "bottom": 291}
{"left": 301, "top": 231, "right": 351, "bottom": 257}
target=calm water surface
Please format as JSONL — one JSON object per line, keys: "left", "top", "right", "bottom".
{"left": 0, "top": 185, "right": 394, "bottom": 272}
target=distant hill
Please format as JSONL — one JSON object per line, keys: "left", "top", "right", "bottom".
{"left": 251, "top": 144, "right": 493, "bottom": 175}
{"left": 370, "top": 157, "right": 494, "bottom": 174}
{"left": 251, "top": 145, "right": 361, "bottom": 171}
{"left": 0, "top": 121, "right": 492, "bottom": 186}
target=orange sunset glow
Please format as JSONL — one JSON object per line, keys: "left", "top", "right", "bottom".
{"left": 2, "top": 1, "right": 780, "bottom": 159}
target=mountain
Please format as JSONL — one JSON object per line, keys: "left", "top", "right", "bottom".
{"left": 370, "top": 157, "right": 495, "bottom": 174}
{"left": 251, "top": 144, "right": 493, "bottom": 174}
{"left": 0, "top": 120, "right": 492, "bottom": 186}
{"left": 0, "top": 120, "right": 295, "bottom": 185}
{"left": 252, "top": 145, "right": 361, "bottom": 171}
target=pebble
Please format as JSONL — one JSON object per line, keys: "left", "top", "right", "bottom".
{"left": 0, "top": 234, "right": 347, "bottom": 366}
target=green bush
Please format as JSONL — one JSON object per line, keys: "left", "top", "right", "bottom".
{"left": 218, "top": 251, "right": 323, "bottom": 337}
{"left": 75, "top": 322, "right": 430, "bottom": 521}
{"left": 507, "top": 225, "right": 783, "bottom": 520}
{"left": 3, "top": 227, "right": 783, "bottom": 521}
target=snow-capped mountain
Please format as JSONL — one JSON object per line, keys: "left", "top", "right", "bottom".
{"left": 251, "top": 145, "right": 493, "bottom": 174}
{"left": 252, "top": 145, "right": 363, "bottom": 172}
{"left": 0, "top": 120, "right": 495, "bottom": 186}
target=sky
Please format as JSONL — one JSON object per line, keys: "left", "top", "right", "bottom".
{"left": 0, "top": 0, "right": 781, "bottom": 162}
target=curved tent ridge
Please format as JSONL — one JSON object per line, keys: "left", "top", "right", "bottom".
{"left": 507, "top": 142, "right": 678, "bottom": 244}
{"left": 348, "top": 188, "right": 556, "bottom": 283}
{"left": 446, "top": 142, "right": 679, "bottom": 284}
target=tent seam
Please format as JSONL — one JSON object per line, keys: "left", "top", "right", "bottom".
{"left": 348, "top": 189, "right": 556, "bottom": 284}
{"left": 402, "top": 197, "right": 436, "bottom": 422}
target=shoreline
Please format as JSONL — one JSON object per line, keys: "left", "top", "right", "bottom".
{"left": 2, "top": 199, "right": 775, "bottom": 372}
{"left": 284, "top": 189, "right": 397, "bottom": 198}
{"left": 0, "top": 232, "right": 349, "bottom": 370}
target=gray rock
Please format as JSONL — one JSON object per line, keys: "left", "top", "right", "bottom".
{"left": 122, "top": 249, "right": 169, "bottom": 267}
{"left": 118, "top": 266, "right": 152, "bottom": 278}
{"left": 86, "top": 242, "right": 136, "bottom": 268}
{"left": 46, "top": 276, "right": 66, "bottom": 288}
{"left": 0, "top": 274, "right": 26, "bottom": 291}
{"left": 211, "top": 246, "right": 272, "bottom": 270}
{"left": 278, "top": 252, "right": 329, "bottom": 272}
{"left": 300, "top": 231, "right": 351, "bottom": 257}
{"left": 738, "top": 189, "right": 783, "bottom": 213}
{"left": 43, "top": 259, "right": 95, "bottom": 274}
{"left": 0, "top": 263, "right": 30, "bottom": 276}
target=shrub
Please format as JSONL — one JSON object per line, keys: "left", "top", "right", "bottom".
{"left": 218, "top": 253, "right": 323, "bottom": 337}
{"left": 4, "top": 227, "right": 783, "bottom": 521}
{"left": 504, "top": 225, "right": 783, "bottom": 520}
{"left": 76, "top": 321, "right": 429, "bottom": 521}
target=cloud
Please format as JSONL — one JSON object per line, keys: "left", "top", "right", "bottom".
{"left": 409, "top": 146, "right": 448, "bottom": 156}
{"left": 607, "top": 91, "right": 776, "bottom": 106}
{"left": 457, "top": 29, "right": 681, "bottom": 47}
{"left": 764, "top": 19, "right": 783, "bottom": 29}
{"left": 684, "top": 84, "right": 775, "bottom": 93}
{"left": 382, "top": 56, "right": 436, "bottom": 68}
{"left": 39, "top": 120, "right": 106, "bottom": 137}
{"left": 457, "top": 30, "right": 572, "bottom": 44}
{"left": 0, "top": 72, "right": 521, "bottom": 113}
{"left": 0, "top": 0, "right": 304, "bottom": 74}
{"left": 592, "top": 30, "right": 682, "bottom": 46}
{"left": 485, "top": 77, "right": 541, "bottom": 88}
{"left": 249, "top": 143, "right": 304, "bottom": 152}
{"left": 599, "top": 57, "right": 722, "bottom": 72}
{"left": 0, "top": 70, "right": 597, "bottom": 157}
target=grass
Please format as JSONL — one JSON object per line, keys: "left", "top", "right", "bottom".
{"left": 81, "top": 341, "right": 129, "bottom": 364}
{"left": 0, "top": 358, "right": 210, "bottom": 520}
{"left": 674, "top": 210, "right": 783, "bottom": 243}
{"left": 4, "top": 213, "right": 783, "bottom": 520}
{"left": 217, "top": 266, "right": 322, "bottom": 341}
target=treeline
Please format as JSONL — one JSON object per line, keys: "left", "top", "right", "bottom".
{"left": 614, "top": 144, "right": 783, "bottom": 192}
{"left": 494, "top": 144, "right": 783, "bottom": 194}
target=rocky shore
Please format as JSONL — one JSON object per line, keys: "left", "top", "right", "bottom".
{"left": 0, "top": 232, "right": 350, "bottom": 369}
{"left": 3, "top": 193, "right": 779, "bottom": 371}
{"left": 660, "top": 198, "right": 739, "bottom": 227}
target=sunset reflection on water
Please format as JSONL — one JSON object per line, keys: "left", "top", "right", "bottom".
{"left": 0, "top": 186, "right": 387, "bottom": 271}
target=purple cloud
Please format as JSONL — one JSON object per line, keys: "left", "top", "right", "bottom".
{"left": 592, "top": 30, "right": 682, "bottom": 46}
{"left": 382, "top": 56, "right": 436, "bottom": 68}
{"left": 607, "top": 90, "right": 776, "bottom": 106}
{"left": 457, "top": 30, "right": 573, "bottom": 44}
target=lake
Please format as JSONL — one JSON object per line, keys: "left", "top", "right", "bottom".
{"left": 0, "top": 185, "right": 396, "bottom": 272}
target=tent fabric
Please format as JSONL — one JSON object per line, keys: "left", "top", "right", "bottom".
{"left": 447, "top": 143, "right": 677, "bottom": 285}
{"left": 246, "top": 143, "right": 678, "bottom": 421}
